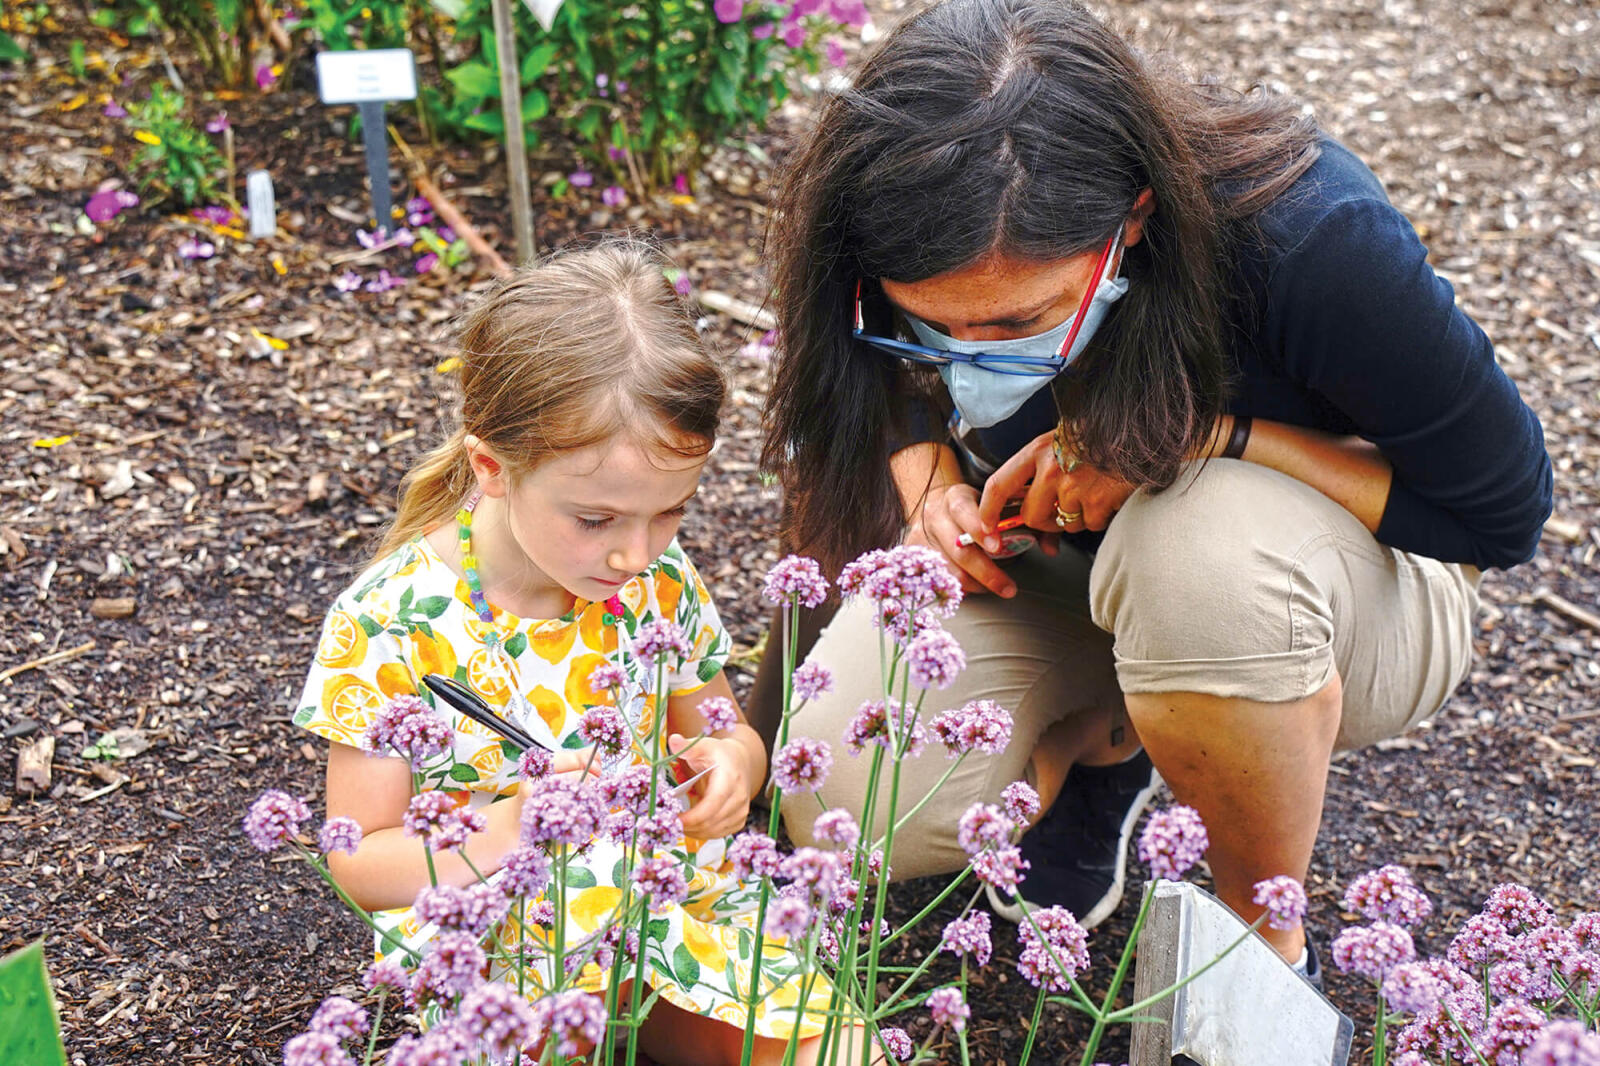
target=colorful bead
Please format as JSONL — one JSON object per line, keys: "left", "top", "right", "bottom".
{"left": 458, "top": 494, "right": 495, "bottom": 625}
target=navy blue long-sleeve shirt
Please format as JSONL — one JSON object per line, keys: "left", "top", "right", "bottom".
{"left": 909, "top": 138, "right": 1552, "bottom": 570}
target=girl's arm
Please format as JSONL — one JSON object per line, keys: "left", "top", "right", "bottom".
{"left": 666, "top": 672, "right": 766, "bottom": 839}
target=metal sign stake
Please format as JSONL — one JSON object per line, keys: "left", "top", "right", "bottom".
{"left": 358, "top": 100, "right": 394, "bottom": 236}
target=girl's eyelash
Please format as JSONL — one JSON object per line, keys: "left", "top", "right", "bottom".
{"left": 576, "top": 505, "right": 688, "bottom": 531}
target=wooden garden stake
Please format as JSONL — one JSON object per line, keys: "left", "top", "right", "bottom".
{"left": 490, "top": 0, "right": 536, "bottom": 265}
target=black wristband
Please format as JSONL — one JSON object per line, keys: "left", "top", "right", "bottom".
{"left": 1221, "top": 415, "right": 1252, "bottom": 460}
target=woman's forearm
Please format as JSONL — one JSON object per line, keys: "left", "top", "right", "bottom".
{"left": 889, "top": 442, "right": 965, "bottom": 520}
{"left": 1216, "top": 415, "right": 1394, "bottom": 533}
{"left": 327, "top": 801, "right": 521, "bottom": 912}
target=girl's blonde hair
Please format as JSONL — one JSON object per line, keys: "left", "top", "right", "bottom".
{"left": 376, "top": 240, "right": 725, "bottom": 558}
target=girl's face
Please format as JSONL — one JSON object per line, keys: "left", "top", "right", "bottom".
{"left": 473, "top": 433, "right": 708, "bottom": 607}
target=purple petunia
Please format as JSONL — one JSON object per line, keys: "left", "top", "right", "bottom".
{"left": 632, "top": 855, "right": 689, "bottom": 912}
{"left": 1002, "top": 781, "right": 1041, "bottom": 826}
{"left": 309, "top": 995, "right": 368, "bottom": 1041}
{"left": 925, "top": 986, "right": 969, "bottom": 1032}
{"left": 601, "top": 185, "right": 628, "bottom": 209}
{"left": 792, "top": 660, "right": 834, "bottom": 702}
{"left": 772, "top": 736, "right": 832, "bottom": 793}
{"left": 765, "top": 894, "right": 812, "bottom": 940}
{"left": 1343, "top": 864, "right": 1434, "bottom": 928}
{"left": 1137, "top": 805, "right": 1209, "bottom": 881}
{"left": 1251, "top": 876, "right": 1308, "bottom": 931}
{"left": 243, "top": 789, "right": 312, "bottom": 851}
{"left": 763, "top": 554, "right": 831, "bottom": 608}
{"left": 282, "top": 1031, "right": 352, "bottom": 1066}
{"left": 1331, "top": 921, "right": 1415, "bottom": 983}
{"left": 940, "top": 911, "right": 993, "bottom": 966}
{"left": 698, "top": 696, "right": 739, "bottom": 735}
{"left": 455, "top": 982, "right": 534, "bottom": 1060}
{"left": 317, "top": 816, "right": 363, "bottom": 856}
{"left": 812, "top": 808, "right": 860, "bottom": 849}
{"left": 930, "top": 698, "right": 1012, "bottom": 757}
{"left": 727, "top": 831, "right": 782, "bottom": 880}
{"left": 577, "top": 705, "right": 630, "bottom": 755}
{"left": 632, "top": 618, "right": 690, "bottom": 667}
{"left": 519, "top": 776, "right": 604, "bottom": 850}
{"left": 1017, "top": 906, "right": 1091, "bottom": 992}
{"left": 530, "top": 989, "right": 606, "bottom": 1058}
{"left": 906, "top": 626, "right": 966, "bottom": 690}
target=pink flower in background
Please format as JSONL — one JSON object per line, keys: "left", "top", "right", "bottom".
{"left": 1017, "top": 906, "right": 1091, "bottom": 992}
{"left": 569, "top": 170, "right": 594, "bottom": 188}
{"left": 103, "top": 100, "right": 128, "bottom": 118}
{"left": 1002, "top": 781, "right": 1041, "bottom": 825}
{"left": 828, "top": 0, "right": 869, "bottom": 27}
{"left": 414, "top": 252, "right": 439, "bottom": 274}
{"left": 763, "top": 554, "right": 830, "bottom": 608}
{"left": 1252, "top": 876, "right": 1309, "bottom": 931}
{"left": 925, "top": 987, "right": 969, "bottom": 1032}
{"left": 792, "top": 660, "right": 834, "bottom": 702}
{"left": 672, "top": 272, "right": 693, "bottom": 297}
{"left": 334, "top": 271, "right": 362, "bottom": 293}
{"left": 1137, "top": 804, "right": 1209, "bottom": 881}
{"left": 825, "top": 38, "right": 848, "bottom": 67}
{"left": 698, "top": 696, "right": 739, "bottom": 734}
{"left": 178, "top": 238, "right": 215, "bottom": 260}
{"left": 85, "top": 188, "right": 139, "bottom": 223}
{"left": 243, "top": 789, "right": 311, "bottom": 851}
{"left": 255, "top": 64, "right": 278, "bottom": 90}
{"left": 364, "top": 269, "right": 405, "bottom": 293}
{"left": 782, "top": 20, "right": 806, "bottom": 48}
{"left": 713, "top": 0, "right": 743, "bottom": 23}
{"left": 1332, "top": 922, "right": 1415, "bottom": 983}
{"left": 1344, "top": 865, "right": 1434, "bottom": 928}
{"left": 607, "top": 145, "right": 627, "bottom": 162}
{"left": 673, "top": 172, "right": 691, "bottom": 196}
{"left": 205, "top": 112, "right": 230, "bottom": 133}
{"left": 602, "top": 185, "right": 628, "bottom": 209}
{"left": 752, "top": 21, "right": 775, "bottom": 39}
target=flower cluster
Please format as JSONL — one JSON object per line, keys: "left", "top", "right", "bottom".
{"left": 243, "top": 789, "right": 311, "bottom": 852}
{"left": 577, "top": 705, "right": 630, "bottom": 755}
{"left": 697, "top": 696, "right": 740, "bottom": 735}
{"left": 772, "top": 737, "right": 832, "bottom": 793}
{"left": 941, "top": 911, "right": 994, "bottom": 966}
{"left": 763, "top": 554, "right": 831, "bottom": 608}
{"left": 929, "top": 699, "right": 1013, "bottom": 757}
{"left": 843, "top": 698, "right": 924, "bottom": 756}
{"left": 1137, "top": 804, "right": 1209, "bottom": 881}
{"left": 792, "top": 660, "right": 834, "bottom": 702}
{"left": 519, "top": 777, "right": 604, "bottom": 850}
{"left": 1251, "top": 875, "right": 1309, "bottom": 931}
{"left": 633, "top": 618, "right": 691, "bottom": 668}
{"left": 364, "top": 694, "right": 452, "bottom": 769}
{"left": 402, "top": 791, "right": 487, "bottom": 851}
{"left": 837, "top": 545, "right": 963, "bottom": 643}
{"left": 906, "top": 626, "right": 966, "bottom": 690}
{"left": 1343, "top": 864, "right": 1434, "bottom": 928}
{"left": 1017, "top": 906, "right": 1091, "bottom": 993}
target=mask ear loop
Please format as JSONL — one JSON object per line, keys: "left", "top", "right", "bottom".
{"left": 1053, "top": 225, "right": 1123, "bottom": 362}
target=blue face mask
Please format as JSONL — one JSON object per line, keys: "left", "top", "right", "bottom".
{"left": 905, "top": 244, "right": 1130, "bottom": 429}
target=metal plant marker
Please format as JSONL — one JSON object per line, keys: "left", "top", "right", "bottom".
{"left": 314, "top": 48, "right": 419, "bottom": 237}
{"left": 1129, "top": 881, "right": 1353, "bottom": 1066}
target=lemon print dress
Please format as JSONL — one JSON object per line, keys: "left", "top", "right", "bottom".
{"left": 293, "top": 535, "right": 833, "bottom": 1039}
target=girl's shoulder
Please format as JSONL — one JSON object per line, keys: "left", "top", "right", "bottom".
{"left": 330, "top": 537, "right": 456, "bottom": 611}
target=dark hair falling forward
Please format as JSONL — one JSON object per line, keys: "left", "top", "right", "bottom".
{"left": 761, "top": 0, "right": 1320, "bottom": 574}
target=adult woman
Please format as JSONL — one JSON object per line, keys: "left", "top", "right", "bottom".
{"left": 755, "top": 0, "right": 1550, "bottom": 971}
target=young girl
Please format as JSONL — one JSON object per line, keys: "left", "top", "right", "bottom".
{"left": 292, "top": 242, "right": 836, "bottom": 1065}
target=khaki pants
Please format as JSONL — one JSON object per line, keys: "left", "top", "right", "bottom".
{"left": 780, "top": 460, "right": 1481, "bottom": 880}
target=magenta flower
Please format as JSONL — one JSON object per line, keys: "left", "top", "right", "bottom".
{"left": 782, "top": 20, "right": 806, "bottom": 48}
{"left": 282, "top": 1031, "right": 351, "bottom": 1066}
{"left": 191, "top": 205, "right": 236, "bottom": 226}
{"left": 1448, "top": 912, "right": 1514, "bottom": 970}
{"left": 1017, "top": 906, "right": 1091, "bottom": 992}
{"left": 957, "top": 802, "right": 1014, "bottom": 856}
{"left": 930, "top": 698, "right": 1012, "bottom": 756}
{"left": 632, "top": 855, "right": 689, "bottom": 912}
{"left": 414, "top": 252, "right": 439, "bottom": 274}
{"left": 727, "top": 831, "right": 782, "bottom": 880}
{"left": 838, "top": 545, "right": 963, "bottom": 643}
{"left": 673, "top": 172, "right": 691, "bottom": 196}
{"left": 792, "top": 660, "right": 834, "bottom": 702}
{"left": 764, "top": 554, "right": 831, "bottom": 608}
{"left": 243, "top": 789, "right": 312, "bottom": 851}
{"left": 587, "top": 660, "right": 627, "bottom": 693}
{"left": 1381, "top": 961, "right": 1447, "bottom": 1014}
{"left": 577, "top": 705, "right": 630, "bottom": 755}
{"left": 971, "top": 845, "right": 1029, "bottom": 894}
{"left": 255, "top": 63, "right": 278, "bottom": 90}
{"left": 1251, "top": 876, "right": 1308, "bottom": 931}
{"left": 925, "top": 986, "right": 969, "bottom": 1032}
{"left": 455, "top": 982, "right": 535, "bottom": 1061}
{"left": 632, "top": 618, "right": 690, "bottom": 667}
{"left": 1525, "top": 1020, "right": 1600, "bottom": 1066}
{"left": 333, "top": 270, "right": 362, "bottom": 293}
{"left": 178, "top": 238, "right": 215, "bottom": 260}
{"left": 772, "top": 737, "right": 832, "bottom": 793}
{"left": 1137, "top": 804, "right": 1209, "bottom": 881}
{"left": 698, "top": 696, "right": 739, "bottom": 734}
{"left": 84, "top": 188, "right": 139, "bottom": 223}
{"left": 825, "top": 38, "right": 848, "bottom": 67}
{"left": 1002, "top": 781, "right": 1041, "bottom": 826}
{"left": 410, "top": 931, "right": 485, "bottom": 1005}
{"left": 1483, "top": 999, "right": 1546, "bottom": 1062}
{"left": 569, "top": 169, "right": 594, "bottom": 188}
{"left": 517, "top": 746, "right": 552, "bottom": 779}
{"left": 940, "top": 911, "right": 993, "bottom": 966}
{"left": 1483, "top": 883, "right": 1555, "bottom": 933}
{"left": 765, "top": 894, "right": 812, "bottom": 940}
{"left": 1331, "top": 921, "right": 1415, "bottom": 983}
{"left": 405, "top": 196, "right": 433, "bottom": 226}
{"left": 812, "top": 808, "right": 859, "bottom": 849}
{"left": 598, "top": 764, "right": 653, "bottom": 815}
{"left": 907, "top": 626, "right": 966, "bottom": 690}
{"left": 103, "top": 100, "right": 128, "bottom": 118}
{"left": 843, "top": 698, "right": 924, "bottom": 756}
{"left": 880, "top": 1028, "right": 912, "bottom": 1061}
{"left": 752, "top": 21, "right": 775, "bottom": 39}
{"left": 601, "top": 185, "right": 628, "bottom": 208}
{"left": 402, "top": 791, "right": 487, "bottom": 850}
{"left": 205, "top": 111, "right": 230, "bottom": 133}
{"left": 309, "top": 995, "right": 368, "bottom": 1041}
{"left": 363, "top": 694, "right": 451, "bottom": 769}
{"left": 780, "top": 847, "right": 845, "bottom": 904}
{"left": 828, "top": 0, "right": 868, "bottom": 26}
{"left": 713, "top": 0, "right": 743, "bottom": 23}
{"left": 415, "top": 882, "right": 510, "bottom": 937}
{"left": 1343, "top": 864, "right": 1434, "bottom": 928}
{"left": 317, "top": 816, "right": 363, "bottom": 855}
{"left": 607, "top": 144, "right": 627, "bottom": 162}
{"left": 365, "top": 269, "right": 405, "bottom": 293}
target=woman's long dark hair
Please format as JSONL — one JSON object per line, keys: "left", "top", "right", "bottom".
{"left": 762, "top": 0, "right": 1320, "bottom": 574}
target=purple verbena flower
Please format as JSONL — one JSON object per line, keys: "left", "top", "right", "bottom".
{"left": 283, "top": 1031, "right": 352, "bottom": 1066}
{"left": 765, "top": 894, "right": 812, "bottom": 940}
{"left": 1381, "top": 961, "right": 1447, "bottom": 1015}
{"left": 309, "top": 995, "right": 368, "bottom": 1041}
{"left": 363, "top": 957, "right": 408, "bottom": 992}
{"left": 772, "top": 737, "right": 832, "bottom": 793}
{"left": 1331, "top": 922, "right": 1415, "bottom": 983}
{"left": 780, "top": 847, "right": 844, "bottom": 905}
{"left": 843, "top": 698, "right": 924, "bottom": 756}
{"left": 1489, "top": 960, "right": 1539, "bottom": 1001}
{"left": 1525, "top": 1021, "right": 1600, "bottom": 1066}
{"left": 907, "top": 626, "right": 966, "bottom": 690}
{"left": 957, "top": 802, "right": 1015, "bottom": 856}
{"left": 1562, "top": 950, "right": 1600, "bottom": 998}
{"left": 587, "top": 661, "right": 627, "bottom": 694}
{"left": 598, "top": 764, "right": 653, "bottom": 815}
{"left": 1449, "top": 912, "right": 1515, "bottom": 970}
{"left": 925, "top": 986, "right": 969, "bottom": 1032}
{"left": 828, "top": 0, "right": 868, "bottom": 25}
{"left": 529, "top": 990, "right": 606, "bottom": 1058}
{"left": 601, "top": 185, "right": 628, "bottom": 209}
{"left": 577, "top": 705, "right": 630, "bottom": 755}
{"left": 812, "top": 809, "right": 859, "bottom": 849}
{"left": 1252, "top": 876, "right": 1308, "bottom": 931}
{"left": 1343, "top": 864, "right": 1434, "bottom": 928}
{"left": 517, "top": 746, "right": 553, "bottom": 779}
{"left": 630, "top": 807, "right": 684, "bottom": 854}
{"left": 401, "top": 791, "right": 487, "bottom": 850}
{"left": 940, "top": 911, "right": 993, "bottom": 966}
{"left": 1017, "top": 906, "right": 1091, "bottom": 992}
{"left": 318, "top": 816, "right": 363, "bottom": 856}
{"left": 1483, "top": 883, "right": 1555, "bottom": 934}
{"left": 455, "top": 982, "right": 534, "bottom": 1060}
{"left": 632, "top": 855, "right": 689, "bottom": 912}
{"left": 727, "top": 831, "right": 782, "bottom": 880}
{"left": 792, "top": 660, "right": 834, "bottom": 702}
{"left": 1137, "top": 805, "right": 1209, "bottom": 881}
{"left": 409, "top": 931, "right": 485, "bottom": 1005}
{"left": 698, "top": 696, "right": 739, "bottom": 735}
{"left": 414, "top": 882, "right": 509, "bottom": 938}
{"left": 1571, "top": 912, "right": 1600, "bottom": 952}
{"left": 1483, "top": 999, "right": 1547, "bottom": 1062}
{"left": 782, "top": 20, "right": 806, "bottom": 47}
{"left": 763, "top": 555, "right": 830, "bottom": 608}
{"left": 970, "top": 845, "right": 1028, "bottom": 894}
{"left": 930, "top": 698, "right": 1012, "bottom": 757}
{"left": 243, "top": 789, "right": 311, "bottom": 851}
{"left": 501, "top": 845, "right": 551, "bottom": 898}
{"left": 362, "top": 695, "right": 452, "bottom": 769}
{"left": 1002, "top": 781, "right": 1041, "bottom": 826}
{"left": 880, "top": 1028, "right": 913, "bottom": 1061}
{"left": 837, "top": 545, "right": 963, "bottom": 641}
{"left": 519, "top": 776, "right": 603, "bottom": 850}
{"left": 632, "top": 618, "right": 689, "bottom": 668}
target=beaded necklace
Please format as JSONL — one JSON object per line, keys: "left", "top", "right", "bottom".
{"left": 456, "top": 490, "right": 495, "bottom": 632}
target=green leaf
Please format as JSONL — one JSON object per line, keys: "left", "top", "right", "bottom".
{"left": 562, "top": 731, "right": 588, "bottom": 750}
{"left": 519, "top": 41, "right": 559, "bottom": 83}
{"left": 417, "top": 595, "right": 452, "bottom": 619}
{"left": 67, "top": 39, "right": 85, "bottom": 80}
{"left": 89, "top": 10, "right": 118, "bottom": 28}
{"left": 671, "top": 942, "right": 701, "bottom": 989}
{"left": 503, "top": 632, "right": 528, "bottom": 659}
{"left": 564, "top": 865, "right": 598, "bottom": 890}
{"left": 520, "top": 89, "right": 548, "bottom": 123}
{"left": 293, "top": 706, "right": 315, "bottom": 727}
{"left": 445, "top": 60, "right": 500, "bottom": 99}
{"left": 462, "top": 111, "right": 505, "bottom": 135}
{"left": 0, "top": 942, "right": 67, "bottom": 1066}
{"left": 647, "top": 917, "right": 671, "bottom": 943}
{"left": 448, "top": 763, "right": 481, "bottom": 783}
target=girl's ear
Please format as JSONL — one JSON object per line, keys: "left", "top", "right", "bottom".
{"left": 1124, "top": 188, "right": 1157, "bottom": 248}
{"left": 464, "top": 434, "right": 509, "bottom": 498}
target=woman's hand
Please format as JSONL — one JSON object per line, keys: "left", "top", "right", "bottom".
{"left": 666, "top": 733, "right": 755, "bottom": 839}
{"left": 906, "top": 480, "right": 1025, "bottom": 597}
{"left": 978, "top": 430, "right": 1137, "bottom": 535}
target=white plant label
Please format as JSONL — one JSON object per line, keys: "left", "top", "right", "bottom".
{"left": 521, "top": 0, "right": 564, "bottom": 31}
{"left": 315, "top": 48, "right": 418, "bottom": 104}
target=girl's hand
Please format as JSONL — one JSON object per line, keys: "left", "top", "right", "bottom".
{"left": 666, "top": 733, "right": 754, "bottom": 839}
{"left": 978, "top": 430, "right": 1137, "bottom": 535}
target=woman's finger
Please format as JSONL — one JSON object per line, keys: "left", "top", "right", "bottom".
{"left": 978, "top": 443, "right": 1043, "bottom": 530}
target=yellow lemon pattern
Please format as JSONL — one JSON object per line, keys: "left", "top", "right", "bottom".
{"left": 292, "top": 536, "right": 828, "bottom": 1038}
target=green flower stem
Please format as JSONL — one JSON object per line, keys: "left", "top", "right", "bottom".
{"left": 780, "top": 937, "right": 822, "bottom": 1066}
{"left": 876, "top": 870, "right": 975, "bottom": 953}
{"left": 869, "top": 753, "right": 967, "bottom": 853}
{"left": 624, "top": 659, "right": 671, "bottom": 1066}
{"left": 297, "top": 845, "right": 421, "bottom": 965}
{"left": 363, "top": 988, "right": 386, "bottom": 1065}
{"left": 860, "top": 742, "right": 907, "bottom": 1066}
{"left": 1016, "top": 986, "right": 1049, "bottom": 1066}
{"left": 1103, "top": 904, "right": 1271, "bottom": 1023}
{"left": 1076, "top": 880, "right": 1156, "bottom": 1065}
{"left": 1443, "top": 1003, "right": 1492, "bottom": 1066}
{"left": 1009, "top": 889, "right": 1097, "bottom": 1020}
{"left": 876, "top": 889, "right": 983, "bottom": 1015}
{"left": 1372, "top": 989, "right": 1387, "bottom": 1066}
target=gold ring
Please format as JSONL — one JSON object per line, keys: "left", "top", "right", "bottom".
{"left": 1054, "top": 504, "right": 1082, "bottom": 528}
